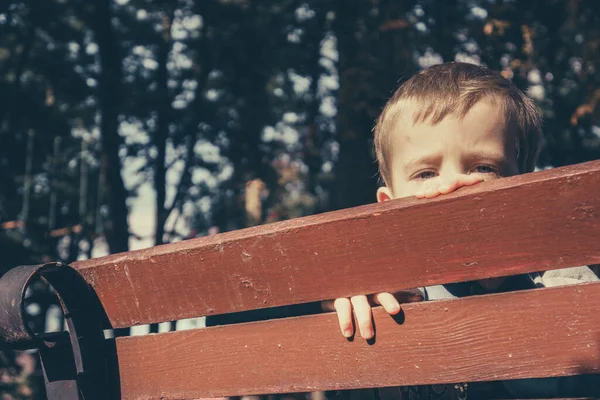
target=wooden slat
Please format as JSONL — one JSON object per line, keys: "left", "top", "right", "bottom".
{"left": 115, "top": 282, "right": 600, "bottom": 399}
{"left": 74, "top": 161, "right": 600, "bottom": 328}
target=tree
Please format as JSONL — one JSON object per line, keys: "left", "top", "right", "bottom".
{"left": 331, "top": 0, "right": 418, "bottom": 210}
{"left": 88, "top": 0, "right": 130, "bottom": 254}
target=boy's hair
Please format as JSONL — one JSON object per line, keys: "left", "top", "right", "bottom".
{"left": 374, "top": 62, "right": 543, "bottom": 187}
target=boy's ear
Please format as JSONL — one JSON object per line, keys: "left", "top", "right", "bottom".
{"left": 377, "top": 186, "right": 393, "bottom": 203}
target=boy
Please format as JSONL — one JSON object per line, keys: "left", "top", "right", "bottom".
{"left": 322, "top": 62, "right": 599, "bottom": 399}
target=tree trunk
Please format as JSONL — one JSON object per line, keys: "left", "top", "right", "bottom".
{"left": 331, "top": 1, "right": 380, "bottom": 210}
{"left": 153, "top": 10, "right": 174, "bottom": 246}
{"left": 92, "top": 0, "right": 129, "bottom": 254}
{"left": 332, "top": 0, "right": 417, "bottom": 210}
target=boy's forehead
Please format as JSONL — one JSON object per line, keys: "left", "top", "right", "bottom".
{"left": 390, "top": 100, "right": 514, "bottom": 160}
{"left": 392, "top": 99, "right": 423, "bottom": 125}
{"left": 392, "top": 97, "right": 505, "bottom": 127}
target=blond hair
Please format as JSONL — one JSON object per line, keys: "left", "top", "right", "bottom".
{"left": 374, "top": 62, "right": 543, "bottom": 187}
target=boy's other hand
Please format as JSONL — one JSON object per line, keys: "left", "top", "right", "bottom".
{"left": 415, "top": 174, "right": 483, "bottom": 199}
{"left": 321, "top": 291, "right": 424, "bottom": 339}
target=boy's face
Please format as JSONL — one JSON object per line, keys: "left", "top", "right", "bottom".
{"left": 377, "top": 99, "right": 520, "bottom": 201}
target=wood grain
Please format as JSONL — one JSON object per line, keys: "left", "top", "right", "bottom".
{"left": 115, "top": 282, "right": 600, "bottom": 399}
{"left": 73, "top": 161, "right": 600, "bottom": 328}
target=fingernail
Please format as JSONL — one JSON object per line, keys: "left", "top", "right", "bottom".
{"left": 364, "top": 328, "right": 373, "bottom": 339}
{"left": 343, "top": 328, "right": 353, "bottom": 337}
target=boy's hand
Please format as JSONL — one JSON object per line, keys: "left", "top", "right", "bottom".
{"left": 415, "top": 175, "right": 483, "bottom": 199}
{"left": 323, "top": 176, "right": 482, "bottom": 339}
{"left": 321, "top": 291, "right": 423, "bottom": 339}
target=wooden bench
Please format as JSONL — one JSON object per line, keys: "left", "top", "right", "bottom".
{"left": 1, "top": 161, "right": 599, "bottom": 399}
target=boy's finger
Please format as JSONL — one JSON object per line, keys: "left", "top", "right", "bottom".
{"left": 373, "top": 292, "right": 401, "bottom": 315}
{"left": 351, "top": 295, "right": 374, "bottom": 339}
{"left": 459, "top": 175, "right": 484, "bottom": 186}
{"left": 438, "top": 179, "right": 460, "bottom": 194}
{"left": 424, "top": 189, "right": 441, "bottom": 198}
{"left": 333, "top": 298, "right": 354, "bottom": 338}
{"left": 439, "top": 176, "right": 483, "bottom": 194}
{"left": 417, "top": 181, "right": 441, "bottom": 198}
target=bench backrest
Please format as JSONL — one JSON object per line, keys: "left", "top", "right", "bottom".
{"left": 6, "top": 160, "right": 600, "bottom": 399}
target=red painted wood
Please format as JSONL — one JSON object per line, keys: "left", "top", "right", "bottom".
{"left": 115, "top": 282, "right": 600, "bottom": 399}
{"left": 72, "top": 161, "right": 600, "bottom": 328}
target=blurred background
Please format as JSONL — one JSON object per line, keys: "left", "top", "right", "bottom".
{"left": 1, "top": 0, "right": 600, "bottom": 397}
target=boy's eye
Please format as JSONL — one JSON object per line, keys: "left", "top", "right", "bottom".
{"left": 473, "top": 165, "right": 498, "bottom": 174}
{"left": 414, "top": 170, "right": 437, "bottom": 180}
